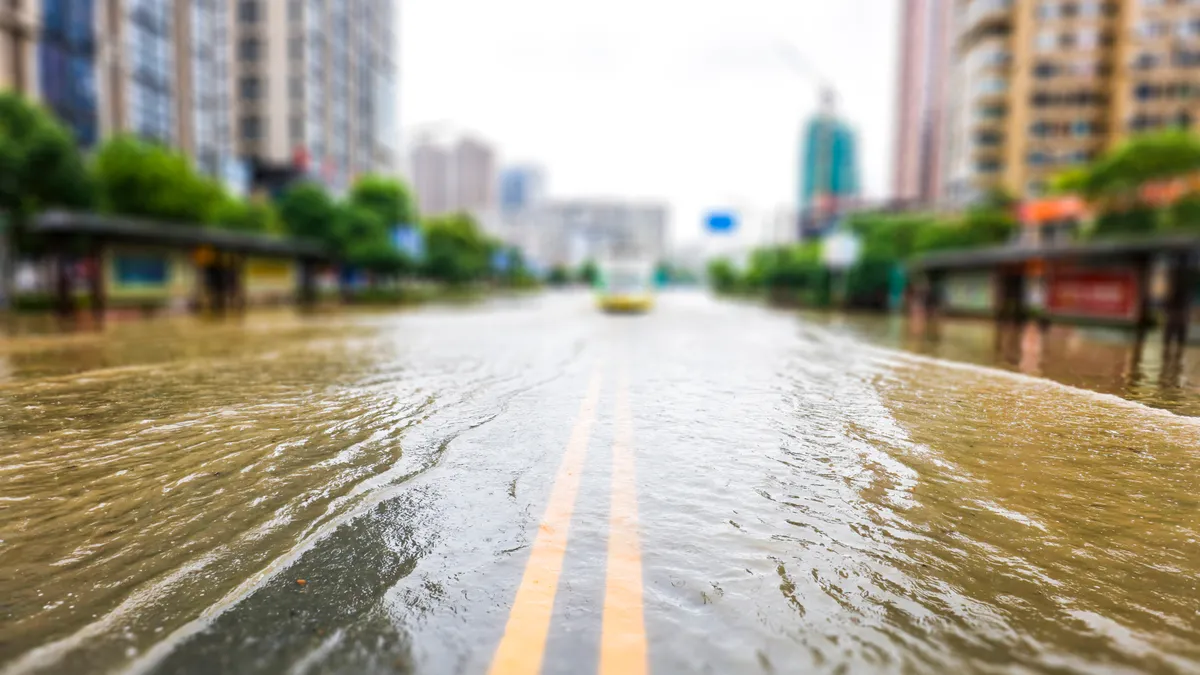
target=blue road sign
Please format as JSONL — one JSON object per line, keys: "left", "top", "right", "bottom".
{"left": 491, "top": 249, "right": 511, "bottom": 273}
{"left": 706, "top": 211, "right": 737, "bottom": 234}
{"left": 391, "top": 225, "right": 424, "bottom": 260}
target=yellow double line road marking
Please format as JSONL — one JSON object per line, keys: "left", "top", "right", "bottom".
{"left": 599, "top": 373, "right": 647, "bottom": 675}
{"left": 488, "top": 374, "right": 601, "bottom": 675}
{"left": 489, "top": 371, "right": 648, "bottom": 675}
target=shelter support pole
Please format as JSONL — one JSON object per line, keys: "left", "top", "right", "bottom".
{"left": 298, "top": 258, "right": 317, "bottom": 308}
{"left": 53, "top": 240, "right": 74, "bottom": 319}
{"left": 1133, "top": 254, "right": 1154, "bottom": 331}
{"left": 87, "top": 238, "right": 105, "bottom": 328}
{"left": 1163, "top": 251, "right": 1194, "bottom": 347}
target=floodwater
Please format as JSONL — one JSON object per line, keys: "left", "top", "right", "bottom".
{"left": 1, "top": 291, "right": 1198, "bottom": 674}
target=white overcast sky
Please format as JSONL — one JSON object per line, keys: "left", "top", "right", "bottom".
{"left": 398, "top": 0, "right": 899, "bottom": 247}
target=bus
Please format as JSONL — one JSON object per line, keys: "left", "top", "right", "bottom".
{"left": 595, "top": 259, "right": 655, "bottom": 313}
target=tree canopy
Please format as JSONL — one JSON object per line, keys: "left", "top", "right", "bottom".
{"left": 421, "top": 212, "right": 496, "bottom": 285}
{"left": 0, "top": 92, "right": 94, "bottom": 257}
{"left": 92, "top": 135, "right": 225, "bottom": 224}
{"left": 1080, "top": 130, "right": 1200, "bottom": 199}
{"left": 347, "top": 175, "right": 417, "bottom": 227}
{"left": 279, "top": 181, "right": 339, "bottom": 247}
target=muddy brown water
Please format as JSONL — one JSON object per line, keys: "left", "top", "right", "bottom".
{"left": 1, "top": 292, "right": 1197, "bottom": 674}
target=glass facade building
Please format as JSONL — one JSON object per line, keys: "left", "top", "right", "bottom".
{"left": 125, "top": 0, "right": 175, "bottom": 143}
{"left": 39, "top": 0, "right": 99, "bottom": 146}
{"left": 190, "top": 0, "right": 232, "bottom": 177}
{"left": 799, "top": 116, "right": 861, "bottom": 211}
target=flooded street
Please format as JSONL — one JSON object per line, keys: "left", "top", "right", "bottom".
{"left": 2, "top": 291, "right": 1199, "bottom": 674}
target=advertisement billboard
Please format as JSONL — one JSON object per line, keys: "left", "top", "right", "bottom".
{"left": 944, "top": 271, "right": 995, "bottom": 314}
{"left": 1047, "top": 266, "right": 1139, "bottom": 321}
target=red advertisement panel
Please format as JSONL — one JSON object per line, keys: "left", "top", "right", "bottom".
{"left": 1048, "top": 268, "right": 1139, "bottom": 321}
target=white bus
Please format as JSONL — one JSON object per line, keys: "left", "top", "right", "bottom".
{"left": 595, "top": 259, "right": 655, "bottom": 313}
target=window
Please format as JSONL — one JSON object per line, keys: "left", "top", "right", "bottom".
{"left": 976, "top": 131, "right": 1003, "bottom": 146}
{"left": 1037, "top": 30, "right": 1057, "bottom": 51}
{"left": 238, "top": 76, "right": 260, "bottom": 100}
{"left": 1073, "top": 120, "right": 1093, "bottom": 136}
{"left": 1077, "top": 28, "right": 1099, "bottom": 49}
{"left": 289, "top": 0, "right": 302, "bottom": 21}
{"left": 979, "top": 104, "right": 1007, "bottom": 119}
{"left": 238, "top": 38, "right": 260, "bottom": 61}
{"left": 1138, "top": 20, "right": 1167, "bottom": 38}
{"left": 1078, "top": 1, "right": 1101, "bottom": 17}
{"left": 1038, "top": 2, "right": 1058, "bottom": 18}
{"left": 240, "top": 115, "right": 261, "bottom": 140}
{"left": 290, "top": 115, "right": 303, "bottom": 142}
{"left": 290, "top": 37, "right": 303, "bottom": 60}
{"left": 1035, "top": 62, "right": 1057, "bottom": 78}
{"left": 290, "top": 76, "right": 302, "bottom": 98}
{"left": 237, "top": 1, "right": 259, "bottom": 22}
{"left": 1027, "top": 151, "right": 1050, "bottom": 166}
{"left": 1135, "top": 52, "right": 1161, "bottom": 70}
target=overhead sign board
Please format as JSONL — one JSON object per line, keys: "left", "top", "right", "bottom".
{"left": 706, "top": 211, "right": 737, "bottom": 234}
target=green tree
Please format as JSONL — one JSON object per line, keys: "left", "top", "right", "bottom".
{"left": 1168, "top": 193, "right": 1200, "bottom": 233}
{"left": 92, "top": 135, "right": 223, "bottom": 224}
{"left": 577, "top": 259, "right": 599, "bottom": 286}
{"left": 1082, "top": 130, "right": 1200, "bottom": 200}
{"left": 421, "top": 212, "right": 492, "bottom": 285}
{"left": 279, "top": 181, "right": 338, "bottom": 248}
{"left": 547, "top": 265, "right": 571, "bottom": 286}
{"left": 213, "top": 195, "right": 284, "bottom": 234}
{"left": 0, "top": 92, "right": 94, "bottom": 305}
{"left": 706, "top": 258, "right": 740, "bottom": 294}
{"left": 348, "top": 174, "right": 418, "bottom": 227}
{"left": 335, "top": 203, "right": 407, "bottom": 276}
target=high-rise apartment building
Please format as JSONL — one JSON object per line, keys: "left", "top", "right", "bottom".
{"left": 97, "top": 0, "right": 178, "bottom": 144}
{"left": 1, "top": 0, "right": 397, "bottom": 192}
{"left": 410, "top": 139, "right": 451, "bottom": 215}
{"left": 498, "top": 165, "right": 547, "bottom": 214}
{"left": 943, "top": 0, "right": 1200, "bottom": 204}
{"left": 1, "top": 1, "right": 40, "bottom": 98}
{"left": 409, "top": 134, "right": 497, "bottom": 216}
{"left": 37, "top": 0, "right": 101, "bottom": 147}
{"left": 453, "top": 137, "right": 495, "bottom": 213}
{"left": 231, "top": 0, "right": 397, "bottom": 195}
{"left": 893, "top": 0, "right": 954, "bottom": 205}
{"left": 177, "top": 0, "right": 234, "bottom": 178}
{"left": 799, "top": 113, "right": 861, "bottom": 214}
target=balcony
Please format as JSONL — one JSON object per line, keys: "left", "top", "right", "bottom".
{"left": 962, "top": 0, "right": 1014, "bottom": 35}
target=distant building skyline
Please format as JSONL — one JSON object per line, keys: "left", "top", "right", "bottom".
{"left": 892, "top": 0, "right": 953, "bottom": 207}
{"left": 505, "top": 199, "right": 668, "bottom": 269}
{"left": 409, "top": 133, "right": 497, "bottom": 216}
{"left": 799, "top": 114, "right": 861, "bottom": 214}
{"left": 498, "top": 164, "right": 546, "bottom": 214}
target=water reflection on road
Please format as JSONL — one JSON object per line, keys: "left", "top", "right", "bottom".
{"left": 1, "top": 292, "right": 1198, "bottom": 674}
{"left": 804, "top": 310, "right": 1200, "bottom": 417}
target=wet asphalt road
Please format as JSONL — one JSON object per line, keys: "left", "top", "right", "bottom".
{"left": 2, "top": 290, "right": 1199, "bottom": 674}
